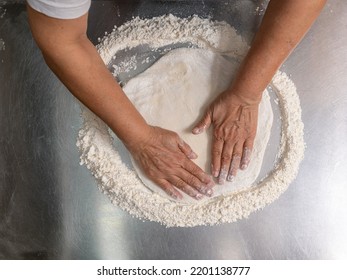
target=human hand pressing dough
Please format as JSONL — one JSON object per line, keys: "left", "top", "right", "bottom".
{"left": 193, "top": 91, "right": 260, "bottom": 184}
{"left": 128, "top": 126, "right": 215, "bottom": 200}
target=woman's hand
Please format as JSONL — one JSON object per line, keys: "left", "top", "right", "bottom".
{"left": 127, "top": 126, "right": 215, "bottom": 200}
{"left": 192, "top": 90, "right": 260, "bottom": 184}
{"left": 189, "top": 0, "right": 326, "bottom": 186}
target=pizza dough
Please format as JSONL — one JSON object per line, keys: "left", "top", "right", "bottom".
{"left": 123, "top": 48, "right": 273, "bottom": 203}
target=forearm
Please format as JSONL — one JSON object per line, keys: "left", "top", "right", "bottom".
{"left": 44, "top": 36, "right": 150, "bottom": 147}
{"left": 230, "top": 0, "right": 326, "bottom": 101}
{"left": 27, "top": 6, "right": 150, "bottom": 149}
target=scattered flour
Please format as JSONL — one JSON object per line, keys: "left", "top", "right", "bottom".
{"left": 0, "top": 38, "right": 5, "bottom": 51}
{"left": 0, "top": 6, "right": 6, "bottom": 19}
{"left": 76, "top": 15, "right": 305, "bottom": 227}
{"left": 97, "top": 14, "right": 249, "bottom": 64}
{"left": 112, "top": 54, "right": 137, "bottom": 75}
{"left": 1, "top": 3, "right": 6, "bottom": 53}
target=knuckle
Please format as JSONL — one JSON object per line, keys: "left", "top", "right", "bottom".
{"left": 186, "top": 175, "right": 199, "bottom": 187}
{"left": 153, "top": 156, "right": 164, "bottom": 167}
{"left": 213, "top": 128, "right": 224, "bottom": 141}
{"left": 174, "top": 178, "right": 185, "bottom": 189}
{"left": 232, "top": 153, "right": 242, "bottom": 160}
{"left": 178, "top": 155, "right": 188, "bottom": 165}
{"left": 187, "top": 164, "right": 200, "bottom": 174}
{"left": 221, "top": 154, "right": 232, "bottom": 162}
{"left": 212, "top": 148, "right": 222, "bottom": 157}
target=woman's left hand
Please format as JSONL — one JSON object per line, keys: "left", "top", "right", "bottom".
{"left": 192, "top": 90, "right": 261, "bottom": 184}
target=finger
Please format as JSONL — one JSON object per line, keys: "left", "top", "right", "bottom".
{"left": 218, "top": 140, "right": 234, "bottom": 185}
{"left": 192, "top": 110, "right": 212, "bottom": 134}
{"left": 156, "top": 179, "right": 183, "bottom": 200}
{"left": 240, "top": 138, "right": 254, "bottom": 170}
{"left": 177, "top": 138, "right": 198, "bottom": 159}
{"left": 183, "top": 159, "right": 215, "bottom": 188}
{"left": 227, "top": 142, "right": 243, "bottom": 182}
{"left": 211, "top": 130, "right": 224, "bottom": 178}
{"left": 170, "top": 176, "right": 204, "bottom": 200}
{"left": 175, "top": 168, "right": 214, "bottom": 197}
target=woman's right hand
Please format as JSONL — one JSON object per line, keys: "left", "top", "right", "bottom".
{"left": 127, "top": 126, "right": 215, "bottom": 200}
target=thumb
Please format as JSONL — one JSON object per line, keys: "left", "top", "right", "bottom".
{"left": 192, "top": 111, "right": 212, "bottom": 134}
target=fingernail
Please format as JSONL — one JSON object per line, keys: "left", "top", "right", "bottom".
{"left": 192, "top": 127, "right": 202, "bottom": 134}
{"left": 218, "top": 168, "right": 227, "bottom": 184}
{"left": 206, "top": 188, "right": 213, "bottom": 196}
{"left": 200, "top": 186, "right": 213, "bottom": 196}
{"left": 227, "top": 175, "right": 234, "bottom": 182}
{"left": 211, "top": 164, "right": 218, "bottom": 177}
{"left": 241, "top": 164, "right": 248, "bottom": 170}
{"left": 189, "top": 151, "right": 198, "bottom": 159}
{"left": 195, "top": 193, "right": 204, "bottom": 200}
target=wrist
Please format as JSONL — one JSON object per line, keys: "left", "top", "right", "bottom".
{"left": 224, "top": 86, "right": 263, "bottom": 105}
{"left": 122, "top": 124, "right": 154, "bottom": 153}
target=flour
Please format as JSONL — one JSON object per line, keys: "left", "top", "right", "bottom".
{"left": 0, "top": 4, "right": 6, "bottom": 52}
{"left": 0, "top": 38, "right": 4, "bottom": 51}
{"left": 76, "top": 15, "right": 305, "bottom": 227}
{"left": 112, "top": 54, "right": 137, "bottom": 75}
{"left": 97, "top": 14, "right": 249, "bottom": 64}
{"left": 0, "top": 8, "right": 5, "bottom": 19}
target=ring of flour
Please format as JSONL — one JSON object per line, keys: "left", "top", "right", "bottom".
{"left": 76, "top": 15, "right": 305, "bottom": 227}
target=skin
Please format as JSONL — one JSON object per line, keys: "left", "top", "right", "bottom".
{"left": 27, "top": 0, "right": 326, "bottom": 199}
{"left": 192, "top": 0, "right": 326, "bottom": 184}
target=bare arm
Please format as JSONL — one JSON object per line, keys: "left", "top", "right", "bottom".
{"left": 194, "top": 0, "right": 326, "bottom": 184}
{"left": 27, "top": 5, "right": 214, "bottom": 199}
{"left": 230, "top": 0, "right": 327, "bottom": 100}
{"left": 27, "top": 7, "right": 149, "bottom": 147}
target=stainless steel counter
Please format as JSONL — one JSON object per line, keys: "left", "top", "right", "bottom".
{"left": 0, "top": 0, "right": 346, "bottom": 260}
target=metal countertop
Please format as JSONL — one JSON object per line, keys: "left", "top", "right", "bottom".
{"left": 0, "top": 0, "right": 346, "bottom": 259}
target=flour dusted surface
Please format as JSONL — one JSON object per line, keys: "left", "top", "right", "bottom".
{"left": 76, "top": 15, "right": 305, "bottom": 227}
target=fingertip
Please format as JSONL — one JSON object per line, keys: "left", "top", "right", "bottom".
{"left": 218, "top": 168, "right": 228, "bottom": 185}
{"left": 159, "top": 180, "right": 183, "bottom": 201}
{"left": 189, "top": 151, "right": 198, "bottom": 159}
{"left": 206, "top": 188, "right": 213, "bottom": 197}
{"left": 176, "top": 193, "right": 184, "bottom": 200}
{"left": 240, "top": 163, "right": 248, "bottom": 170}
{"left": 227, "top": 175, "right": 234, "bottom": 182}
{"left": 218, "top": 178, "right": 225, "bottom": 185}
{"left": 192, "top": 127, "right": 203, "bottom": 134}
{"left": 211, "top": 163, "right": 219, "bottom": 178}
{"left": 170, "top": 190, "right": 183, "bottom": 200}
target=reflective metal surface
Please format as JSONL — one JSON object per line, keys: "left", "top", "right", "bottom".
{"left": 1, "top": 0, "right": 346, "bottom": 260}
